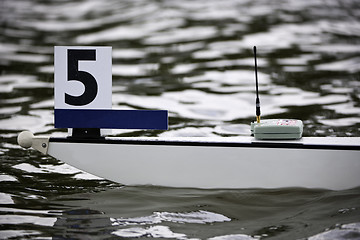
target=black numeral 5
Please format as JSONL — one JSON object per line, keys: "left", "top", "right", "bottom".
{"left": 66, "top": 49, "right": 98, "bottom": 106}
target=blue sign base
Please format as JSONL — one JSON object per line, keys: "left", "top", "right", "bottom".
{"left": 55, "top": 109, "right": 168, "bottom": 130}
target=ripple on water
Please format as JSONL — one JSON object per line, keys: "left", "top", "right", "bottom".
{"left": 309, "top": 222, "right": 360, "bottom": 240}
{"left": 111, "top": 211, "right": 231, "bottom": 238}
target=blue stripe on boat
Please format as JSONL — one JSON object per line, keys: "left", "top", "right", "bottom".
{"left": 55, "top": 109, "right": 168, "bottom": 129}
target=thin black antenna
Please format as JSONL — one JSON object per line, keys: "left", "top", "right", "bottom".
{"left": 253, "top": 46, "right": 261, "bottom": 123}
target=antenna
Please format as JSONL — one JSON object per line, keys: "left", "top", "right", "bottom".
{"left": 253, "top": 46, "right": 261, "bottom": 123}
{"left": 250, "top": 46, "right": 303, "bottom": 139}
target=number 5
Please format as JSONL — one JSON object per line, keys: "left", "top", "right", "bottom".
{"left": 66, "top": 49, "right": 98, "bottom": 106}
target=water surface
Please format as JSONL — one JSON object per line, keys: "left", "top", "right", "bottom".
{"left": 1, "top": 0, "right": 360, "bottom": 239}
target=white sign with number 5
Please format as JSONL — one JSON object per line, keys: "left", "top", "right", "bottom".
{"left": 54, "top": 46, "right": 112, "bottom": 110}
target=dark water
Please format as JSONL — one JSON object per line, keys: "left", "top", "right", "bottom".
{"left": 1, "top": 0, "right": 360, "bottom": 239}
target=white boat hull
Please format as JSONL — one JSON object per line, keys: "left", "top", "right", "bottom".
{"left": 46, "top": 137, "right": 360, "bottom": 190}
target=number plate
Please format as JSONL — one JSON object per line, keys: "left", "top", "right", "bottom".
{"left": 54, "top": 46, "right": 112, "bottom": 109}
{"left": 54, "top": 46, "right": 168, "bottom": 130}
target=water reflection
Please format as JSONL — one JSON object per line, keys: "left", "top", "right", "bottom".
{"left": 52, "top": 208, "right": 231, "bottom": 239}
{"left": 1, "top": 0, "right": 359, "bottom": 136}
{"left": 48, "top": 186, "right": 360, "bottom": 239}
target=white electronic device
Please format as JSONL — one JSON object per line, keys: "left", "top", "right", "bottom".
{"left": 251, "top": 119, "right": 303, "bottom": 139}
{"left": 251, "top": 46, "right": 303, "bottom": 140}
